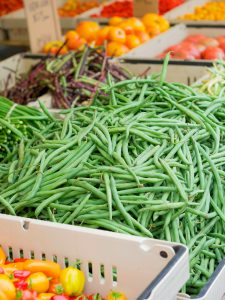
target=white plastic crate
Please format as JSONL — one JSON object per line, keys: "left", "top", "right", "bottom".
{"left": 121, "top": 23, "right": 225, "bottom": 62}
{"left": 0, "top": 214, "right": 189, "bottom": 300}
{"left": 118, "top": 59, "right": 211, "bottom": 85}
{"left": 164, "top": 0, "right": 225, "bottom": 25}
{"left": 177, "top": 258, "right": 225, "bottom": 300}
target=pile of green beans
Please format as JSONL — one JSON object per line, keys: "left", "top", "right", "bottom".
{"left": 0, "top": 97, "right": 49, "bottom": 161}
{"left": 0, "top": 69, "right": 225, "bottom": 295}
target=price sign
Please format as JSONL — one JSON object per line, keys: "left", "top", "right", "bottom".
{"left": 23, "top": 0, "right": 62, "bottom": 53}
{"left": 133, "top": 0, "right": 158, "bottom": 17}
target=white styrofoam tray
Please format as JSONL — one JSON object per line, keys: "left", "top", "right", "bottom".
{"left": 164, "top": 0, "right": 225, "bottom": 25}
{"left": 121, "top": 23, "right": 225, "bottom": 61}
{"left": 0, "top": 213, "right": 189, "bottom": 300}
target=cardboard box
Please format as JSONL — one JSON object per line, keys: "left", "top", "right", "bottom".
{"left": 133, "top": 0, "right": 158, "bottom": 17}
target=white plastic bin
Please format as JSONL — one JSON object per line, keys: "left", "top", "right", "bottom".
{"left": 0, "top": 214, "right": 189, "bottom": 300}
{"left": 164, "top": 0, "right": 225, "bottom": 25}
{"left": 121, "top": 23, "right": 225, "bottom": 62}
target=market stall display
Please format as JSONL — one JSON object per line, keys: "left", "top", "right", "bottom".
{"left": 91, "top": 0, "right": 133, "bottom": 18}
{"left": 41, "top": 14, "right": 170, "bottom": 57}
{"left": 0, "top": 0, "right": 23, "bottom": 17}
{"left": 158, "top": 34, "right": 225, "bottom": 60}
{"left": 159, "top": 0, "right": 184, "bottom": 14}
{"left": 1, "top": 48, "right": 131, "bottom": 108}
{"left": 179, "top": 1, "right": 225, "bottom": 21}
{"left": 122, "top": 23, "right": 225, "bottom": 61}
{"left": 0, "top": 57, "right": 224, "bottom": 297}
{"left": 164, "top": 0, "right": 225, "bottom": 24}
{"left": 1, "top": 0, "right": 225, "bottom": 299}
{"left": 0, "top": 214, "right": 189, "bottom": 300}
{"left": 0, "top": 244, "right": 126, "bottom": 300}
{"left": 58, "top": 0, "right": 100, "bottom": 17}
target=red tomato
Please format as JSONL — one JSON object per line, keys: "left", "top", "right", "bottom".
{"left": 184, "top": 34, "right": 206, "bottom": 43}
{"left": 200, "top": 37, "right": 219, "bottom": 48}
{"left": 202, "top": 46, "right": 225, "bottom": 60}
{"left": 180, "top": 42, "right": 201, "bottom": 59}
{"left": 172, "top": 49, "right": 195, "bottom": 60}
{"left": 217, "top": 36, "right": 225, "bottom": 45}
{"left": 51, "top": 295, "right": 70, "bottom": 300}
{"left": 20, "top": 290, "right": 38, "bottom": 300}
{"left": 196, "top": 43, "right": 206, "bottom": 54}
{"left": 217, "top": 36, "right": 225, "bottom": 52}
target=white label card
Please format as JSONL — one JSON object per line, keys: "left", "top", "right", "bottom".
{"left": 23, "top": 0, "right": 62, "bottom": 53}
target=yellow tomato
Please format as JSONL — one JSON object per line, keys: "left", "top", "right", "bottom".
{"left": 26, "top": 272, "right": 49, "bottom": 293}
{"left": 38, "top": 293, "right": 55, "bottom": 300}
{"left": 60, "top": 266, "right": 85, "bottom": 297}
{"left": 0, "top": 275, "right": 16, "bottom": 300}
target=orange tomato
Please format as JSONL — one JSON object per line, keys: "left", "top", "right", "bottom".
{"left": 126, "top": 34, "right": 141, "bottom": 49}
{"left": 142, "top": 13, "right": 159, "bottom": 27}
{"left": 158, "top": 18, "right": 170, "bottom": 32}
{"left": 109, "top": 16, "right": 124, "bottom": 26}
{"left": 38, "top": 293, "right": 55, "bottom": 300}
{"left": 48, "top": 278, "right": 64, "bottom": 294}
{"left": 76, "top": 21, "right": 100, "bottom": 42}
{"left": 146, "top": 24, "right": 161, "bottom": 37}
{"left": 106, "top": 42, "right": 129, "bottom": 57}
{"left": 65, "top": 30, "right": 79, "bottom": 49}
{"left": 107, "top": 291, "right": 126, "bottom": 300}
{"left": 70, "top": 37, "right": 86, "bottom": 50}
{"left": 0, "top": 247, "right": 6, "bottom": 265}
{"left": 108, "top": 27, "right": 126, "bottom": 44}
{"left": 128, "top": 17, "right": 146, "bottom": 32}
{"left": 118, "top": 20, "right": 134, "bottom": 34}
{"left": 26, "top": 272, "right": 49, "bottom": 293}
{"left": 50, "top": 46, "right": 68, "bottom": 55}
{"left": 135, "top": 31, "right": 150, "bottom": 43}
{"left": 96, "top": 26, "right": 112, "bottom": 45}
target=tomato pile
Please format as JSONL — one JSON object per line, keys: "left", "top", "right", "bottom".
{"left": 0, "top": 247, "right": 126, "bottom": 300}
{"left": 159, "top": 0, "right": 184, "bottom": 14}
{"left": 42, "top": 14, "right": 169, "bottom": 57}
{"left": 180, "top": 1, "right": 225, "bottom": 21}
{"left": 0, "top": 0, "right": 23, "bottom": 17}
{"left": 158, "top": 34, "right": 225, "bottom": 60}
{"left": 58, "top": 0, "right": 99, "bottom": 18}
{"left": 91, "top": 0, "right": 133, "bottom": 18}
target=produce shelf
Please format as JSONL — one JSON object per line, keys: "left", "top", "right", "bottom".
{"left": 121, "top": 23, "right": 225, "bottom": 62}
{"left": 164, "top": 0, "right": 225, "bottom": 26}
{"left": 0, "top": 213, "right": 189, "bottom": 300}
